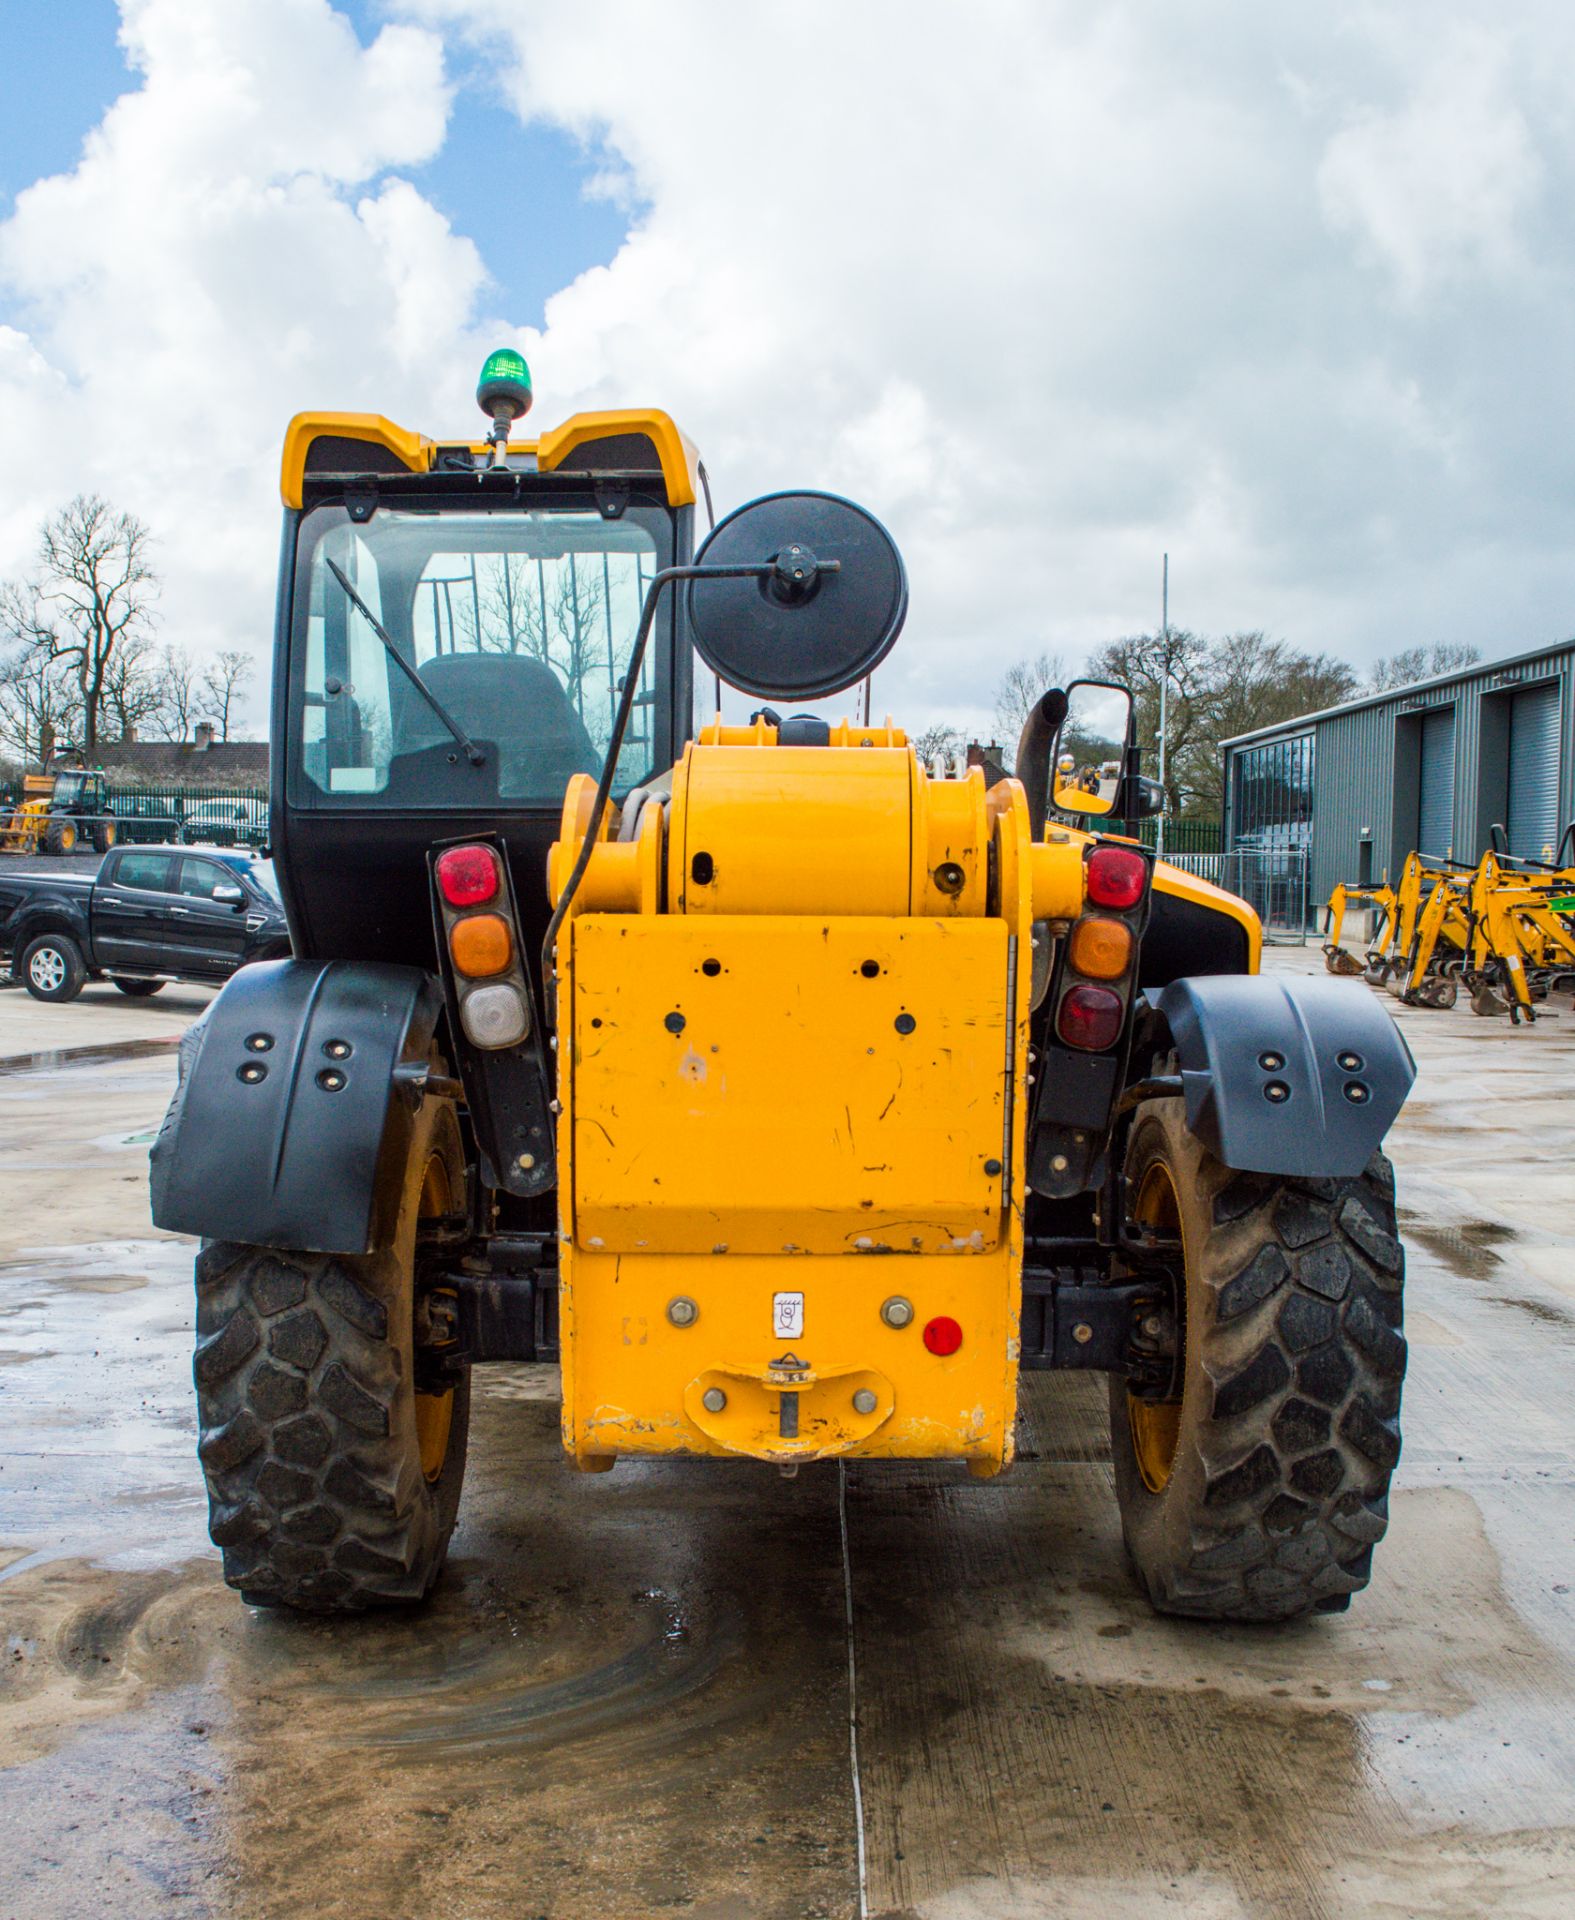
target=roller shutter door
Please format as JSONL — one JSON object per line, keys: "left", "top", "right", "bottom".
{"left": 1507, "top": 685, "right": 1560, "bottom": 860}
{"left": 1417, "top": 709, "right": 1455, "bottom": 858}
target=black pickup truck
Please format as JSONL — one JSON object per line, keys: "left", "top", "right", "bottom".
{"left": 0, "top": 844, "right": 291, "bottom": 1002}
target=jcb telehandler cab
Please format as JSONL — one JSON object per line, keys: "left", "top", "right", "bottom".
{"left": 153, "top": 355, "right": 1414, "bottom": 1623}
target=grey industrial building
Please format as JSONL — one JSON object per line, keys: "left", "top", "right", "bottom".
{"left": 1220, "top": 640, "right": 1575, "bottom": 924}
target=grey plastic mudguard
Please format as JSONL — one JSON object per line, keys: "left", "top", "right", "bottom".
{"left": 1152, "top": 974, "right": 1415, "bottom": 1178}
{"left": 149, "top": 959, "right": 443, "bottom": 1255}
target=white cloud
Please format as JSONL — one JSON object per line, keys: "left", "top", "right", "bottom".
{"left": 5, "top": 1, "right": 1575, "bottom": 745}
{"left": 1317, "top": 29, "right": 1542, "bottom": 301}
{"left": 0, "top": 0, "right": 479, "bottom": 731}
{"left": 398, "top": 0, "right": 1575, "bottom": 727}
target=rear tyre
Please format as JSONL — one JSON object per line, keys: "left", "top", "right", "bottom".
{"left": 20, "top": 932, "right": 87, "bottom": 1003}
{"left": 192, "top": 1091, "right": 471, "bottom": 1612}
{"left": 114, "top": 978, "right": 165, "bottom": 997}
{"left": 91, "top": 821, "right": 117, "bottom": 854}
{"left": 44, "top": 818, "right": 77, "bottom": 856}
{"left": 1110, "top": 1098, "right": 1406, "bottom": 1622}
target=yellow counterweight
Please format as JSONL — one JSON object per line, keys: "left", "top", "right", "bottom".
{"left": 547, "top": 729, "right": 1087, "bottom": 1474}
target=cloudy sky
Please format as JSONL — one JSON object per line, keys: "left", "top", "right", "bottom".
{"left": 3, "top": 0, "right": 1574, "bottom": 740}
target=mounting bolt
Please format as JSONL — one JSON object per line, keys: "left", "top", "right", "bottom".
{"left": 880, "top": 1295, "right": 914, "bottom": 1328}
{"left": 517, "top": 1153, "right": 535, "bottom": 1171}
{"left": 1141, "top": 1314, "right": 1164, "bottom": 1339}
{"left": 1072, "top": 1322, "right": 1093, "bottom": 1345}
{"left": 852, "top": 1388, "right": 878, "bottom": 1415}
{"left": 701, "top": 1386, "right": 727, "bottom": 1413}
{"left": 667, "top": 1296, "right": 699, "bottom": 1328}
{"left": 1051, "top": 1153, "right": 1069, "bottom": 1173}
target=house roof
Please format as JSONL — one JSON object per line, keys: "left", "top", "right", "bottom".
{"left": 95, "top": 740, "right": 269, "bottom": 783}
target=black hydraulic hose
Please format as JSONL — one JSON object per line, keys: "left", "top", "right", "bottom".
{"left": 1016, "top": 687, "right": 1069, "bottom": 840}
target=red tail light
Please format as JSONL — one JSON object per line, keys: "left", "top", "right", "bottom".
{"left": 1087, "top": 846, "right": 1146, "bottom": 910}
{"left": 922, "top": 1315, "right": 964, "bottom": 1356}
{"left": 436, "top": 844, "right": 500, "bottom": 908}
{"left": 1057, "top": 983, "right": 1124, "bottom": 1051}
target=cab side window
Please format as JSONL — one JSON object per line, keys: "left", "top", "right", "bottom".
{"left": 113, "top": 853, "right": 174, "bottom": 893}
{"left": 179, "top": 858, "right": 231, "bottom": 900}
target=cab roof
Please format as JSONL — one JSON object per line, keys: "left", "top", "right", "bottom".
{"left": 280, "top": 409, "right": 700, "bottom": 510}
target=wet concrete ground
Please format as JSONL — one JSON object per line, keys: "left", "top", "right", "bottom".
{"left": 1, "top": 954, "right": 1572, "bottom": 1918}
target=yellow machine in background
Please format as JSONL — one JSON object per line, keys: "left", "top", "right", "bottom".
{"left": 1325, "top": 831, "right": 1575, "bottom": 1021}
{"left": 0, "top": 759, "right": 117, "bottom": 857}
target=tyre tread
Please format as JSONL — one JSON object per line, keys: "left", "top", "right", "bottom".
{"left": 193, "top": 1242, "right": 462, "bottom": 1612}
{"left": 1119, "top": 1135, "right": 1407, "bottom": 1623}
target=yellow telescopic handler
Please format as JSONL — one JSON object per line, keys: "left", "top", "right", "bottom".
{"left": 152, "top": 354, "right": 1416, "bottom": 1627}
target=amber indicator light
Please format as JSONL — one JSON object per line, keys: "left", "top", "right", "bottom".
{"left": 450, "top": 912, "right": 513, "bottom": 978}
{"left": 1067, "top": 915, "right": 1132, "bottom": 981}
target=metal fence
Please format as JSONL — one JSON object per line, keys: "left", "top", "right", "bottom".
{"left": 0, "top": 781, "right": 270, "bottom": 846}
{"left": 1140, "top": 818, "right": 1221, "bottom": 858}
{"left": 1218, "top": 848, "right": 1311, "bottom": 944}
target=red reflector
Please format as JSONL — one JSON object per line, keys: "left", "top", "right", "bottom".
{"left": 1087, "top": 846, "right": 1146, "bottom": 910}
{"left": 437, "top": 844, "right": 500, "bottom": 908}
{"left": 1057, "top": 983, "right": 1125, "bottom": 1051}
{"left": 922, "top": 1315, "right": 963, "bottom": 1357}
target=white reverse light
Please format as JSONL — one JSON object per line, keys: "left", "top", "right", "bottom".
{"left": 461, "top": 982, "right": 528, "bottom": 1049}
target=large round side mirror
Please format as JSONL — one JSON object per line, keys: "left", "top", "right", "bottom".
{"left": 687, "top": 490, "right": 907, "bottom": 701}
{"left": 1051, "top": 680, "right": 1133, "bottom": 818}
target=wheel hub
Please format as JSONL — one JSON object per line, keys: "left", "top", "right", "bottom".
{"left": 1127, "top": 1158, "right": 1186, "bottom": 1494}
{"left": 30, "top": 948, "right": 65, "bottom": 993}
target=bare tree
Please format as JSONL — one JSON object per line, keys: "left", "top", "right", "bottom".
{"left": 1187, "top": 632, "right": 1357, "bottom": 816}
{"left": 1365, "top": 642, "right": 1481, "bottom": 694}
{"left": 1085, "top": 628, "right": 1213, "bottom": 816}
{"left": 150, "top": 644, "right": 200, "bottom": 742}
{"left": 202, "top": 648, "right": 255, "bottom": 740}
{"left": 0, "top": 616, "right": 83, "bottom": 766}
{"left": 912, "top": 722, "right": 964, "bottom": 767}
{"left": 0, "top": 496, "right": 158, "bottom": 752}
{"left": 1065, "top": 627, "right": 1359, "bottom": 819}
{"left": 99, "top": 633, "right": 166, "bottom": 742}
{"left": 993, "top": 649, "right": 1069, "bottom": 758}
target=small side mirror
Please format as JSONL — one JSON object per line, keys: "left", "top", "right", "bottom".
{"left": 1132, "top": 775, "right": 1165, "bottom": 819}
{"left": 1051, "top": 681, "right": 1133, "bottom": 818}
{"left": 212, "top": 883, "right": 245, "bottom": 905}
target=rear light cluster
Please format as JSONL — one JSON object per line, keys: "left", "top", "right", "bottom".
{"left": 1053, "top": 844, "right": 1149, "bottom": 1054}
{"left": 433, "top": 842, "right": 532, "bottom": 1050}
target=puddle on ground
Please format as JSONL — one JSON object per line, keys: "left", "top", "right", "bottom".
{"left": 0, "top": 1035, "right": 179, "bottom": 1078}
{"left": 1402, "top": 1217, "right": 1506, "bottom": 1281}
{"left": 1404, "top": 1219, "right": 1574, "bottom": 1325}
{"left": 1490, "top": 1295, "right": 1574, "bottom": 1327}
{"left": 0, "top": 1238, "right": 207, "bottom": 1576}
{"left": 853, "top": 1445, "right": 1575, "bottom": 1920}
{"left": 0, "top": 1378, "right": 859, "bottom": 1919}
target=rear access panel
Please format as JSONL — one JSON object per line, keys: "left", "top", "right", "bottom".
{"left": 569, "top": 915, "right": 1010, "bottom": 1255}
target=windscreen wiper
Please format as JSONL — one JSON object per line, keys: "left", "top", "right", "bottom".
{"left": 324, "top": 558, "right": 486, "bottom": 768}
